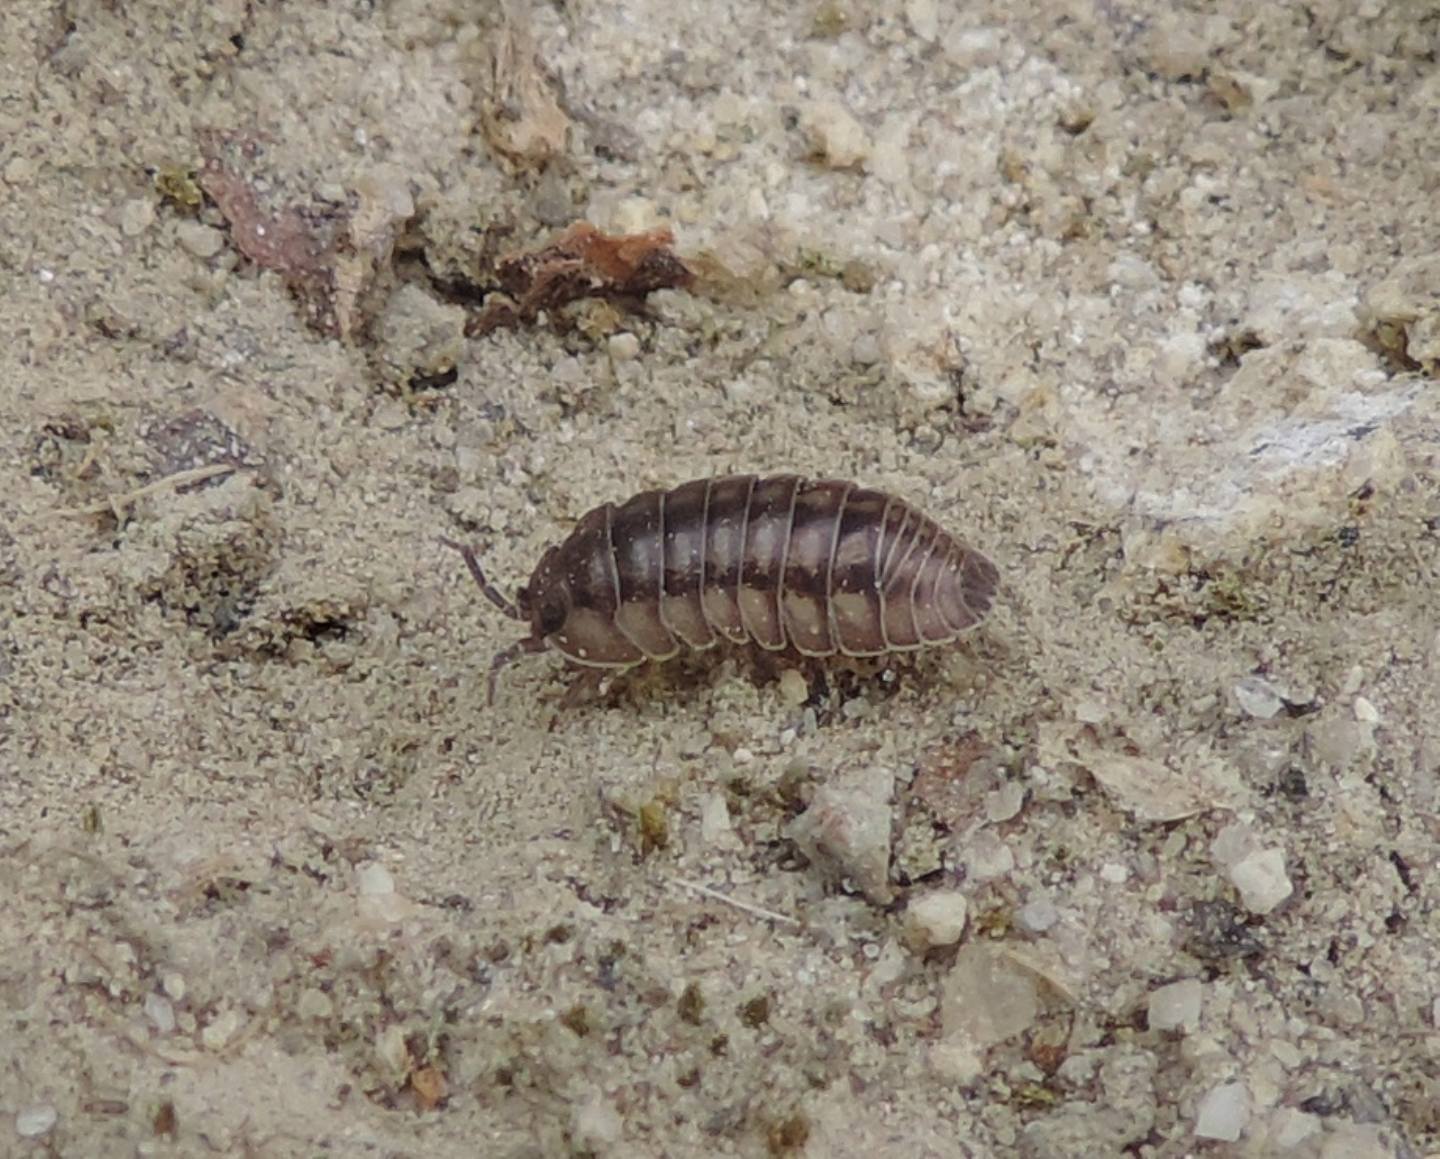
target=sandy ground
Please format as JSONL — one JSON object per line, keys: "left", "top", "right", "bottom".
{"left": 3, "top": 1, "right": 1439, "bottom": 1155}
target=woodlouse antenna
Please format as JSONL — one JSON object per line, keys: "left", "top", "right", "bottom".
{"left": 438, "top": 537, "right": 525, "bottom": 621}
{"left": 487, "top": 636, "right": 548, "bottom": 705}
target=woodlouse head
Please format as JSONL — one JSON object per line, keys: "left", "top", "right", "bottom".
{"left": 524, "top": 541, "right": 646, "bottom": 668}
{"left": 521, "top": 546, "right": 571, "bottom": 642}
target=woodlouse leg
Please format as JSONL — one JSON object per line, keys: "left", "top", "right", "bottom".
{"left": 557, "top": 666, "right": 612, "bottom": 710}
{"left": 438, "top": 536, "right": 524, "bottom": 620}
{"left": 488, "top": 636, "right": 548, "bottom": 705}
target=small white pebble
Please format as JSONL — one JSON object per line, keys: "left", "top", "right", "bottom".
{"left": 941, "top": 942, "right": 1040, "bottom": 1048}
{"left": 963, "top": 830, "right": 1014, "bottom": 880}
{"left": 297, "top": 988, "right": 334, "bottom": 1019}
{"left": 15, "top": 1106, "right": 58, "bottom": 1138}
{"left": 162, "top": 971, "right": 187, "bottom": 1002}
{"left": 929, "top": 1041, "right": 984, "bottom": 1085}
{"left": 1209, "top": 822, "right": 1257, "bottom": 868}
{"left": 1195, "top": 1081, "right": 1251, "bottom": 1142}
{"left": 1233, "top": 676, "right": 1284, "bottom": 720}
{"left": 2, "top": 154, "right": 36, "bottom": 185}
{"left": 1148, "top": 979, "right": 1203, "bottom": 1032}
{"left": 610, "top": 195, "right": 660, "bottom": 235}
{"left": 175, "top": 220, "right": 224, "bottom": 259}
{"left": 790, "top": 772, "right": 895, "bottom": 904}
{"left": 905, "top": 0, "right": 939, "bottom": 41}
{"left": 778, "top": 668, "right": 809, "bottom": 707}
{"left": 732, "top": 746, "right": 755, "bottom": 766}
{"left": 850, "top": 333, "right": 881, "bottom": 365}
{"left": 1228, "top": 848, "right": 1293, "bottom": 915}
{"left": 372, "top": 398, "right": 409, "bottom": 431}
{"left": 144, "top": 992, "right": 176, "bottom": 1034}
{"left": 904, "top": 891, "right": 969, "bottom": 950}
{"left": 357, "top": 862, "right": 395, "bottom": 897}
{"left": 868, "top": 939, "right": 908, "bottom": 989}
{"left": 607, "top": 332, "right": 640, "bottom": 362}
{"left": 1016, "top": 897, "right": 1059, "bottom": 933}
{"left": 375, "top": 1023, "right": 409, "bottom": 1079}
{"left": 572, "top": 1093, "right": 622, "bottom": 1149}
{"left": 201, "top": 1007, "right": 242, "bottom": 1051}
{"left": 984, "top": 781, "right": 1025, "bottom": 823}
{"left": 119, "top": 196, "right": 155, "bottom": 237}
{"left": 1353, "top": 696, "right": 1379, "bottom": 723}
{"left": 800, "top": 99, "right": 870, "bottom": 169}
{"left": 723, "top": 375, "right": 761, "bottom": 405}
{"left": 1100, "top": 861, "right": 1129, "bottom": 884}
{"left": 699, "top": 793, "right": 734, "bottom": 845}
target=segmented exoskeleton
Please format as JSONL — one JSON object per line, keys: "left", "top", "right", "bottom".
{"left": 444, "top": 474, "right": 999, "bottom": 702}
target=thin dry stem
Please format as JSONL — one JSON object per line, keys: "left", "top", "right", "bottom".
{"left": 670, "top": 877, "right": 800, "bottom": 927}
{"left": 58, "top": 463, "right": 242, "bottom": 519}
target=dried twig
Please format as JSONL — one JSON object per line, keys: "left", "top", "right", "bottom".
{"left": 478, "top": 3, "right": 571, "bottom": 170}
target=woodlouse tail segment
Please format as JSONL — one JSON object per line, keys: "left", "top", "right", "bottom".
{"left": 487, "top": 635, "right": 548, "bottom": 705}
{"left": 959, "top": 550, "right": 1000, "bottom": 621}
{"left": 439, "top": 537, "right": 525, "bottom": 621}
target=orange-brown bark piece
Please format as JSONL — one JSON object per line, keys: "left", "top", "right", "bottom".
{"left": 470, "top": 221, "right": 693, "bottom": 336}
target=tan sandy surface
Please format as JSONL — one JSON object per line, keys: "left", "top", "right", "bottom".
{"left": 3, "top": 1, "right": 1439, "bottom": 1156}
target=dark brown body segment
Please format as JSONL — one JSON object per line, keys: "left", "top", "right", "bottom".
{"left": 476, "top": 474, "right": 999, "bottom": 687}
{"left": 658, "top": 479, "right": 714, "bottom": 649}
{"left": 781, "top": 480, "right": 852, "bottom": 655}
{"left": 738, "top": 475, "right": 802, "bottom": 649}
{"left": 699, "top": 475, "right": 753, "bottom": 644}
{"left": 609, "top": 488, "right": 676, "bottom": 659}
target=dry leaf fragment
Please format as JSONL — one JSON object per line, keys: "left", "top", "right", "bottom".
{"left": 1084, "top": 749, "right": 1210, "bottom": 823}
{"left": 197, "top": 135, "right": 415, "bottom": 341}
{"left": 1038, "top": 721, "right": 1237, "bottom": 823}
{"left": 198, "top": 159, "right": 334, "bottom": 278}
{"left": 197, "top": 140, "right": 345, "bottom": 335}
{"left": 410, "top": 1065, "right": 448, "bottom": 1111}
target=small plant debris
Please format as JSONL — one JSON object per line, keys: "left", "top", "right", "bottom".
{"left": 409, "top": 1065, "right": 448, "bottom": 1111}
{"left": 467, "top": 221, "right": 694, "bottom": 337}
{"left": 196, "top": 132, "right": 413, "bottom": 340}
{"left": 198, "top": 152, "right": 339, "bottom": 328}
{"left": 477, "top": 5, "right": 571, "bottom": 171}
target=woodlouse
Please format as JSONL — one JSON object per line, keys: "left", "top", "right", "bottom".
{"left": 445, "top": 474, "right": 999, "bottom": 702}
